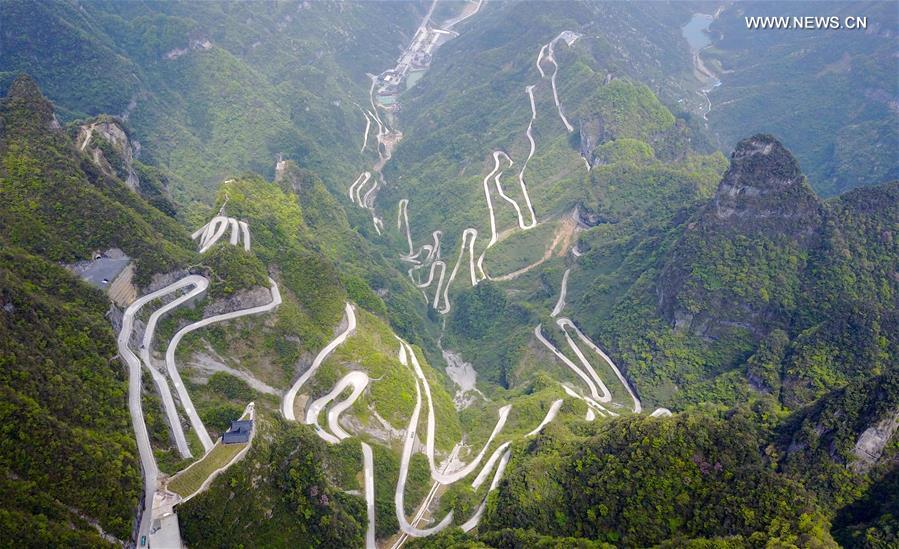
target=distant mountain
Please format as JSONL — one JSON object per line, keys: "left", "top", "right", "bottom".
{"left": 703, "top": 1, "right": 899, "bottom": 196}
{"left": 0, "top": 0, "right": 427, "bottom": 201}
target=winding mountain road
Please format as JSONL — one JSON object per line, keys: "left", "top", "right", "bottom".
{"left": 119, "top": 275, "right": 210, "bottom": 543}
{"left": 282, "top": 303, "right": 357, "bottom": 421}
{"left": 139, "top": 275, "right": 208, "bottom": 458}
{"left": 164, "top": 278, "right": 282, "bottom": 453}
{"left": 192, "top": 215, "right": 251, "bottom": 253}
{"left": 438, "top": 228, "right": 479, "bottom": 314}
{"left": 538, "top": 31, "right": 581, "bottom": 133}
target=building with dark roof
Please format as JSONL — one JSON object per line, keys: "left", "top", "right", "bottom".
{"left": 222, "top": 419, "right": 253, "bottom": 444}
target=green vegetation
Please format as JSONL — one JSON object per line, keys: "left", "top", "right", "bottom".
{"left": 178, "top": 419, "right": 365, "bottom": 548}
{"left": 0, "top": 0, "right": 428, "bottom": 202}
{"left": 168, "top": 440, "right": 247, "bottom": 498}
{"left": 0, "top": 76, "right": 194, "bottom": 284}
{"left": 1, "top": 3, "right": 896, "bottom": 547}
{"left": 0, "top": 245, "right": 140, "bottom": 540}
{"left": 199, "top": 403, "right": 246, "bottom": 435}
{"left": 206, "top": 371, "right": 254, "bottom": 402}
{"left": 482, "top": 409, "right": 838, "bottom": 547}
{"left": 200, "top": 243, "right": 269, "bottom": 299}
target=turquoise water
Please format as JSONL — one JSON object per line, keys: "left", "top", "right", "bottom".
{"left": 406, "top": 70, "right": 425, "bottom": 90}
{"left": 682, "top": 13, "right": 714, "bottom": 51}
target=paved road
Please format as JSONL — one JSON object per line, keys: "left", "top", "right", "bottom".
{"left": 535, "top": 323, "right": 609, "bottom": 403}
{"left": 402, "top": 339, "right": 512, "bottom": 484}
{"left": 349, "top": 172, "right": 372, "bottom": 205}
{"left": 515, "top": 86, "right": 539, "bottom": 228}
{"left": 551, "top": 268, "right": 570, "bottom": 317}
{"left": 438, "top": 228, "right": 478, "bottom": 314}
{"left": 119, "top": 276, "right": 208, "bottom": 545}
{"left": 460, "top": 447, "right": 511, "bottom": 533}
{"left": 526, "top": 399, "right": 564, "bottom": 437}
{"left": 361, "top": 110, "right": 372, "bottom": 153}
{"left": 558, "top": 318, "right": 642, "bottom": 413}
{"left": 361, "top": 442, "right": 377, "bottom": 549}
{"left": 192, "top": 215, "right": 250, "bottom": 253}
{"left": 475, "top": 152, "right": 514, "bottom": 280}
{"left": 539, "top": 31, "right": 580, "bottom": 133}
{"left": 165, "top": 278, "right": 282, "bottom": 453}
{"left": 304, "top": 370, "right": 369, "bottom": 444}
{"left": 282, "top": 303, "right": 356, "bottom": 421}
{"left": 139, "top": 275, "right": 209, "bottom": 458}
{"left": 275, "top": 304, "right": 373, "bottom": 546}
{"left": 394, "top": 343, "right": 455, "bottom": 537}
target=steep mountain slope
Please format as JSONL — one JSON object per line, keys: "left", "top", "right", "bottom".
{"left": 0, "top": 247, "right": 140, "bottom": 546}
{"left": 581, "top": 135, "right": 898, "bottom": 410}
{"left": 0, "top": 0, "right": 427, "bottom": 202}
{"left": 0, "top": 77, "right": 203, "bottom": 544}
{"left": 0, "top": 1, "right": 896, "bottom": 547}
{"left": 0, "top": 76, "right": 194, "bottom": 283}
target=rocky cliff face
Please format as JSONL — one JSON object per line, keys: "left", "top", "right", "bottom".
{"left": 578, "top": 115, "right": 609, "bottom": 165}
{"left": 77, "top": 118, "right": 140, "bottom": 190}
{"left": 657, "top": 135, "right": 824, "bottom": 339}
{"left": 74, "top": 115, "right": 177, "bottom": 216}
{"left": 711, "top": 135, "right": 822, "bottom": 239}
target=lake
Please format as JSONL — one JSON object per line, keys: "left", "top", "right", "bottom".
{"left": 682, "top": 13, "right": 714, "bottom": 51}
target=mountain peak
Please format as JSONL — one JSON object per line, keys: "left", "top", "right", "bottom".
{"left": 3, "top": 74, "right": 56, "bottom": 128}
{"left": 712, "top": 134, "right": 821, "bottom": 238}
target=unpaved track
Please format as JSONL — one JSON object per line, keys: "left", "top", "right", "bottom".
{"left": 165, "top": 278, "right": 282, "bottom": 453}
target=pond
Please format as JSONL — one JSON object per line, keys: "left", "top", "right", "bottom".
{"left": 405, "top": 69, "right": 425, "bottom": 90}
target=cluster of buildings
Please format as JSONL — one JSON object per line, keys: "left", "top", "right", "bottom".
{"left": 375, "top": 23, "right": 453, "bottom": 109}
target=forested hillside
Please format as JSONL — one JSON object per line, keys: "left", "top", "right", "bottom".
{"left": 0, "top": 1, "right": 895, "bottom": 547}
{"left": 703, "top": 1, "right": 898, "bottom": 196}
{"left": 0, "top": 75, "right": 203, "bottom": 544}
{"left": 0, "top": 0, "right": 426, "bottom": 202}
{"left": 0, "top": 76, "right": 194, "bottom": 283}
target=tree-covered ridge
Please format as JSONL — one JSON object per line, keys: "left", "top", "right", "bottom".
{"left": 0, "top": 245, "right": 140, "bottom": 543}
{"left": 0, "top": 76, "right": 194, "bottom": 284}
{"left": 774, "top": 368, "right": 899, "bottom": 509}
{"left": 0, "top": 0, "right": 427, "bottom": 202}
{"left": 178, "top": 421, "right": 366, "bottom": 548}
{"left": 482, "top": 409, "right": 837, "bottom": 547}
{"left": 579, "top": 135, "right": 898, "bottom": 412}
